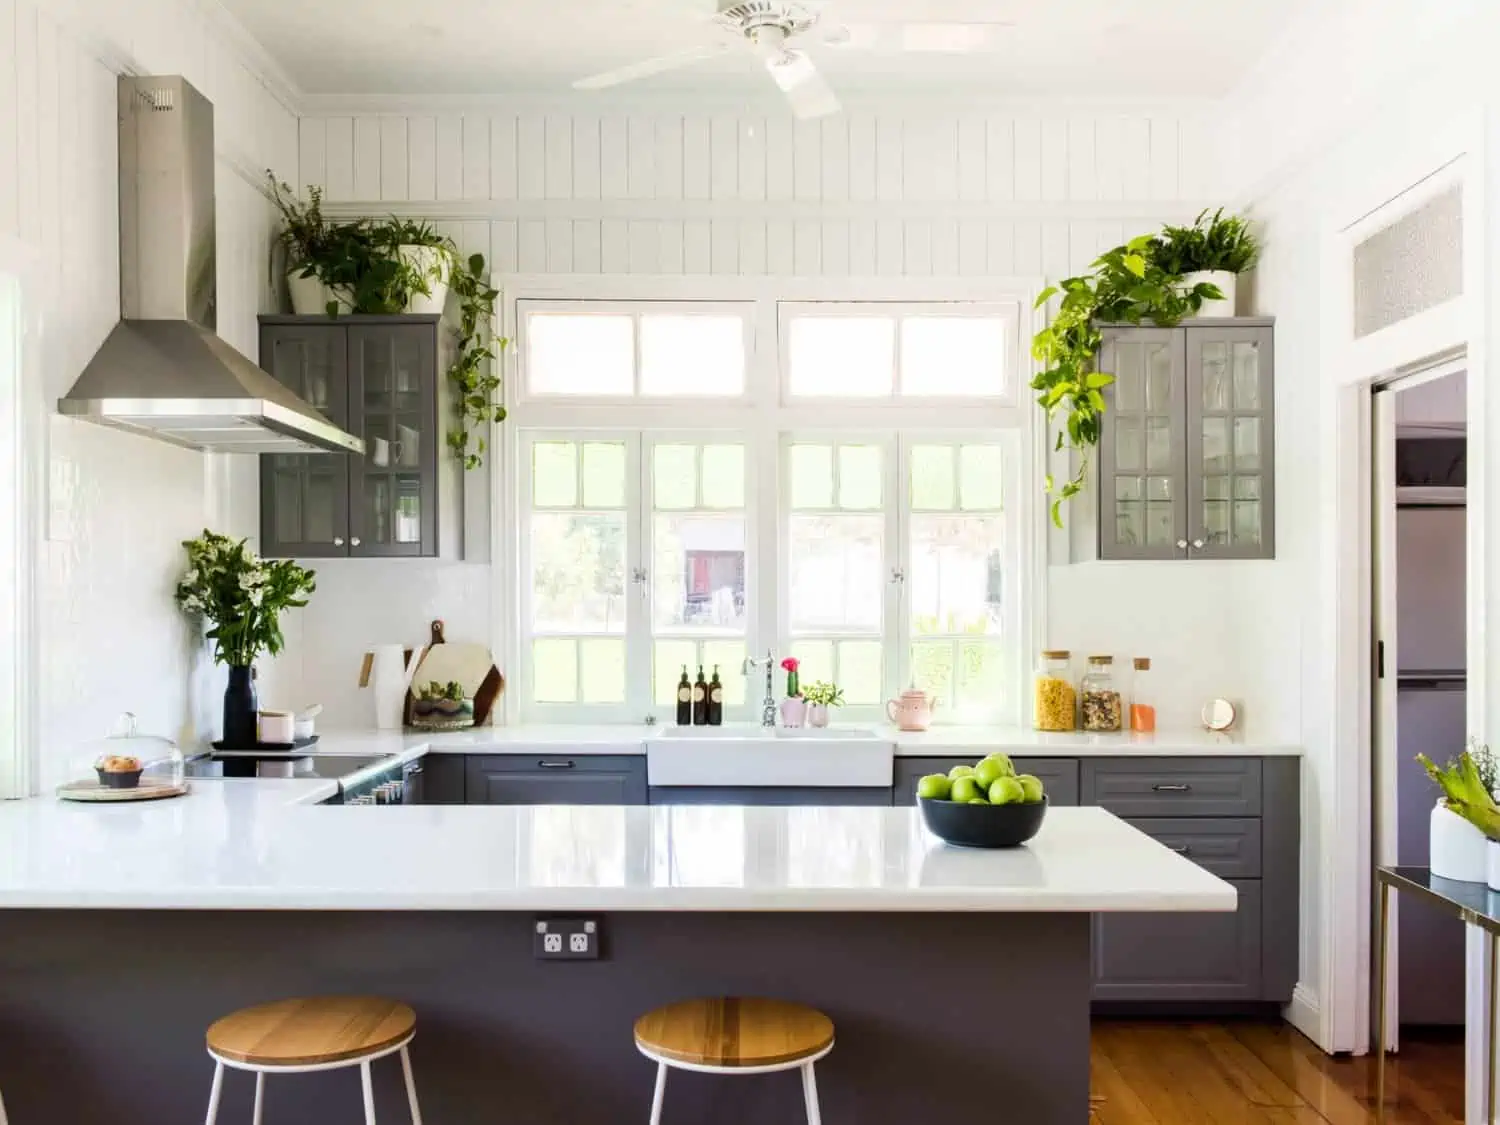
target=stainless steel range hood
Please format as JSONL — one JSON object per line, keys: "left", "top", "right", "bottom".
{"left": 58, "top": 76, "right": 363, "bottom": 456}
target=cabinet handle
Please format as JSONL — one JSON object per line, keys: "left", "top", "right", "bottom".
{"left": 333, "top": 537, "right": 345, "bottom": 547}
{"left": 406, "top": 763, "right": 424, "bottom": 775}
{"left": 538, "top": 760, "right": 576, "bottom": 769}
{"left": 1152, "top": 783, "right": 1192, "bottom": 792}
{"left": 1169, "top": 844, "right": 1192, "bottom": 855}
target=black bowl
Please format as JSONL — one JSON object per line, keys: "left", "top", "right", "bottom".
{"left": 918, "top": 795, "right": 1048, "bottom": 848}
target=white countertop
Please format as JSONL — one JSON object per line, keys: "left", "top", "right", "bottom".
{"left": 0, "top": 784, "right": 1234, "bottom": 912}
{"left": 300, "top": 725, "right": 1300, "bottom": 759}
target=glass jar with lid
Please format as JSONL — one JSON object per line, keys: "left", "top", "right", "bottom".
{"left": 1129, "top": 658, "right": 1157, "bottom": 733}
{"left": 71, "top": 712, "right": 185, "bottom": 792}
{"left": 1081, "top": 656, "right": 1123, "bottom": 733}
{"left": 1033, "top": 650, "right": 1077, "bottom": 732}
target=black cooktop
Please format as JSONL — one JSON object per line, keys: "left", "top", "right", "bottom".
{"left": 184, "top": 753, "right": 391, "bottom": 781}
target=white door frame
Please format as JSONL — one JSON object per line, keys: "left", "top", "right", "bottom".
{"left": 0, "top": 234, "right": 44, "bottom": 799}
{"left": 1317, "top": 107, "right": 1488, "bottom": 1119}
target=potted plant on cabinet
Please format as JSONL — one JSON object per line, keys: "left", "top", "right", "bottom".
{"left": 1149, "top": 208, "right": 1260, "bottom": 318}
{"left": 175, "top": 531, "right": 316, "bottom": 748}
{"left": 779, "top": 657, "right": 805, "bottom": 728}
{"left": 801, "top": 681, "right": 845, "bottom": 728}
{"left": 1419, "top": 743, "right": 1500, "bottom": 885}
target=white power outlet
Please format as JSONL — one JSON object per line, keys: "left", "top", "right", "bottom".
{"left": 535, "top": 917, "right": 602, "bottom": 960}
{"left": 569, "top": 932, "right": 590, "bottom": 954}
{"left": 543, "top": 933, "right": 563, "bottom": 954}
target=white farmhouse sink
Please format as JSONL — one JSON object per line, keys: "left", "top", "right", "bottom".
{"left": 645, "top": 727, "right": 894, "bottom": 787}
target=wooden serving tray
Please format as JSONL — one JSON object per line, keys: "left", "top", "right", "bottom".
{"left": 57, "top": 780, "right": 189, "bottom": 803}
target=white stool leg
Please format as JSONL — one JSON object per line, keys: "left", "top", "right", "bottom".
{"left": 203, "top": 1060, "right": 224, "bottom": 1125}
{"left": 360, "top": 1059, "right": 377, "bottom": 1125}
{"left": 801, "top": 1061, "right": 822, "bottom": 1125}
{"left": 252, "top": 1072, "right": 265, "bottom": 1125}
{"left": 400, "top": 1044, "right": 424, "bottom": 1125}
{"left": 648, "top": 1060, "right": 668, "bottom": 1125}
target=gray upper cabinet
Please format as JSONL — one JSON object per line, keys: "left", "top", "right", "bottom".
{"left": 259, "top": 316, "right": 440, "bottom": 559}
{"left": 1095, "top": 319, "right": 1274, "bottom": 560}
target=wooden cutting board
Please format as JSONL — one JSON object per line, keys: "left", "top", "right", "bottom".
{"left": 404, "top": 620, "right": 503, "bottom": 725}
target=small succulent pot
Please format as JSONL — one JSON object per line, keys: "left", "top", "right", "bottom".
{"left": 96, "top": 767, "right": 143, "bottom": 790}
{"left": 780, "top": 698, "right": 807, "bottom": 728}
{"left": 807, "top": 703, "right": 829, "bottom": 728}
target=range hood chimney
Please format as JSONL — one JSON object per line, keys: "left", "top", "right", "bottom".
{"left": 58, "top": 76, "right": 363, "bottom": 456}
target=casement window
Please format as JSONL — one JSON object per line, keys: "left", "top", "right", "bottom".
{"left": 507, "top": 292, "right": 1031, "bottom": 726}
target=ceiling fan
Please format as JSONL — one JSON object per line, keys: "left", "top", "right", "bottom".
{"left": 572, "top": 1, "right": 1013, "bottom": 120}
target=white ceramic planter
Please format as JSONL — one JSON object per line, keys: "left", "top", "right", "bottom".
{"left": 287, "top": 271, "right": 350, "bottom": 316}
{"left": 1182, "top": 269, "right": 1237, "bottom": 318}
{"left": 398, "top": 245, "right": 451, "bottom": 315}
{"left": 807, "top": 703, "right": 829, "bottom": 728}
{"left": 779, "top": 698, "right": 806, "bottom": 729}
{"left": 1490, "top": 838, "right": 1500, "bottom": 892}
{"left": 1430, "top": 800, "right": 1489, "bottom": 882}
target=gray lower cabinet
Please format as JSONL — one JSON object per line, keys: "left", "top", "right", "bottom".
{"left": 259, "top": 315, "right": 441, "bottom": 559}
{"left": 892, "top": 758, "right": 1081, "bottom": 807}
{"left": 1095, "top": 319, "right": 1275, "bottom": 561}
{"left": 650, "top": 786, "right": 892, "bottom": 806}
{"left": 465, "top": 755, "right": 648, "bottom": 805}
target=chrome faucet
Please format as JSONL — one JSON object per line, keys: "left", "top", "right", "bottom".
{"left": 742, "top": 652, "right": 778, "bottom": 728}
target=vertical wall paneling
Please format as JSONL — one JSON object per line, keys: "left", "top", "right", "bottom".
{"left": 35, "top": 11, "right": 58, "bottom": 290}
{"left": 297, "top": 117, "right": 326, "bottom": 194}
{"left": 1012, "top": 116, "right": 1041, "bottom": 202}
{"left": 683, "top": 219, "right": 711, "bottom": 274}
{"left": 710, "top": 218, "right": 737, "bottom": 275}
{"left": 767, "top": 219, "right": 795, "bottom": 275}
{"left": 738, "top": 219, "right": 767, "bottom": 275}
{"left": 680, "top": 116, "right": 710, "bottom": 200}
{"left": 635, "top": 220, "right": 666, "bottom": 273}
{"left": 710, "top": 115, "right": 738, "bottom": 200}
{"left": 491, "top": 219, "right": 519, "bottom": 274}
{"left": 491, "top": 114, "right": 519, "bottom": 201}
{"left": 1122, "top": 118, "right": 1151, "bottom": 200}
{"left": 793, "top": 220, "right": 820, "bottom": 275}
{"left": 406, "top": 116, "right": 436, "bottom": 201}
{"left": 985, "top": 117, "right": 1014, "bottom": 203}
{"left": 655, "top": 116, "right": 684, "bottom": 202}
{"left": 1041, "top": 222, "right": 1070, "bottom": 281}
{"left": 599, "top": 117, "right": 628, "bottom": 197}
{"left": 738, "top": 118, "right": 766, "bottom": 201}
{"left": 627, "top": 116, "right": 656, "bottom": 200}
{"left": 793, "top": 119, "right": 821, "bottom": 201}
{"left": 461, "top": 114, "right": 490, "bottom": 201}
{"left": 1039, "top": 118, "right": 1068, "bottom": 200}
{"left": 987, "top": 221, "right": 1015, "bottom": 276}
{"left": 847, "top": 114, "right": 877, "bottom": 203}
{"left": 517, "top": 116, "right": 544, "bottom": 200}
{"left": 904, "top": 220, "right": 932, "bottom": 276}
{"left": 543, "top": 115, "right": 572, "bottom": 200}
{"left": 957, "top": 117, "right": 986, "bottom": 203}
{"left": 875, "top": 117, "right": 902, "bottom": 201}
{"left": 0, "top": 0, "right": 17, "bottom": 239}
{"left": 764, "top": 116, "right": 794, "bottom": 201}
{"left": 931, "top": 218, "right": 959, "bottom": 276}
{"left": 821, "top": 220, "right": 850, "bottom": 276}
{"left": 657, "top": 222, "right": 684, "bottom": 275}
{"left": 545, "top": 218, "right": 572, "bottom": 274}
{"left": 1093, "top": 117, "right": 1124, "bottom": 203}
{"left": 353, "top": 116, "right": 381, "bottom": 200}
{"left": 379, "top": 117, "right": 407, "bottom": 201}
{"left": 571, "top": 115, "right": 600, "bottom": 200}
{"left": 434, "top": 115, "right": 462, "bottom": 201}
{"left": 959, "top": 219, "right": 987, "bottom": 276}
{"left": 820, "top": 117, "right": 849, "bottom": 203}
{"left": 1067, "top": 118, "right": 1095, "bottom": 202}
{"left": 14, "top": 1, "right": 37, "bottom": 242}
{"left": 1014, "top": 222, "right": 1041, "bottom": 275}
{"left": 573, "top": 219, "right": 601, "bottom": 273}
{"left": 519, "top": 219, "right": 546, "bottom": 272}
{"left": 601, "top": 218, "right": 628, "bottom": 273}
{"left": 849, "top": 219, "right": 877, "bottom": 276}
{"left": 1149, "top": 117, "right": 1180, "bottom": 202}
{"left": 324, "top": 116, "right": 355, "bottom": 201}
{"left": 459, "top": 220, "right": 489, "bottom": 264}
{"left": 876, "top": 219, "right": 903, "bottom": 276}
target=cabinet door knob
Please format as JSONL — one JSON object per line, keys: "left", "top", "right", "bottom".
{"left": 351, "top": 537, "right": 362, "bottom": 547}
{"left": 1176, "top": 539, "right": 1188, "bottom": 550}
{"left": 1191, "top": 539, "right": 1205, "bottom": 550}
{"left": 333, "top": 537, "right": 345, "bottom": 547}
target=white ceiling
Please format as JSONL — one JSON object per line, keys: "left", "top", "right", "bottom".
{"left": 223, "top": 0, "right": 1304, "bottom": 100}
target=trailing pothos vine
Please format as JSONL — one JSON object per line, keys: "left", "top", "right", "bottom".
{"left": 1030, "top": 235, "right": 1222, "bottom": 528}
{"left": 445, "top": 253, "right": 507, "bottom": 470}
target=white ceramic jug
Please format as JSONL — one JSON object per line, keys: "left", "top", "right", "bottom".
{"left": 369, "top": 644, "right": 412, "bottom": 730}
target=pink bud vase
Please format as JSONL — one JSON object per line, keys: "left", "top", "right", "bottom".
{"left": 780, "top": 697, "right": 806, "bottom": 728}
{"left": 807, "top": 703, "right": 829, "bottom": 728}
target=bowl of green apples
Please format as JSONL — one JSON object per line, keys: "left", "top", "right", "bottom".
{"left": 916, "top": 753, "right": 1048, "bottom": 848}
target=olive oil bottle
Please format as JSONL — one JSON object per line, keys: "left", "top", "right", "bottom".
{"left": 707, "top": 665, "right": 724, "bottom": 726}
{"left": 675, "top": 666, "right": 693, "bottom": 726}
{"left": 692, "top": 666, "right": 709, "bottom": 726}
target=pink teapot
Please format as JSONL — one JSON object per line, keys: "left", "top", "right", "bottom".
{"left": 886, "top": 688, "right": 938, "bottom": 732}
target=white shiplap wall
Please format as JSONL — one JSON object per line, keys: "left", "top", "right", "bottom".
{"left": 3, "top": 0, "right": 298, "bottom": 779}
{"left": 295, "top": 108, "right": 1217, "bottom": 280}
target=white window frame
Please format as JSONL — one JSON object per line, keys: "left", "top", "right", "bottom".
{"left": 494, "top": 277, "right": 1043, "bottom": 728}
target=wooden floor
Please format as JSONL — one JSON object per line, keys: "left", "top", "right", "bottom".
{"left": 1090, "top": 1021, "right": 1465, "bottom": 1124}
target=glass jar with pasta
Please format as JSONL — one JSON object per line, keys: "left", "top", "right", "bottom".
{"left": 1034, "top": 650, "right": 1077, "bottom": 732}
{"left": 1081, "top": 655, "right": 1123, "bottom": 732}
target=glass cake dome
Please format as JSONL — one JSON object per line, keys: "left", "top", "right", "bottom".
{"left": 73, "top": 712, "right": 185, "bottom": 792}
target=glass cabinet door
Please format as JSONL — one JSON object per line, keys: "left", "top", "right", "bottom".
{"left": 1096, "top": 329, "right": 1188, "bottom": 559}
{"left": 347, "top": 325, "right": 438, "bottom": 558}
{"left": 259, "top": 326, "right": 349, "bottom": 558}
{"left": 1186, "top": 326, "right": 1275, "bottom": 559}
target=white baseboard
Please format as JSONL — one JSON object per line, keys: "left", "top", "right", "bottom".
{"left": 1285, "top": 983, "right": 1326, "bottom": 1050}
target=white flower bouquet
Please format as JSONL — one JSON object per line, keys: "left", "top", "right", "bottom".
{"left": 174, "top": 530, "right": 316, "bottom": 668}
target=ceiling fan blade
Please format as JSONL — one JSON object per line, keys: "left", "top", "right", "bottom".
{"left": 825, "top": 21, "right": 1013, "bottom": 53}
{"left": 766, "top": 50, "right": 841, "bottom": 119}
{"left": 573, "top": 42, "right": 731, "bottom": 90}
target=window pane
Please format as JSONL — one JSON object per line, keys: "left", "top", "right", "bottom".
{"left": 653, "top": 515, "right": 746, "bottom": 631}
{"left": 910, "top": 445, "right": 956, "bottom": 510}
{"left": 527, "top": 314, "right": 633, "bottom": 395}
{"left": 838, "top": 641, "right": 883, "bottom": 705}
{"left": 701, "top": 445, "right": 745, "bottom": 509}
{"left": 910, "top": 515, "right": 1004, "bottom": 636}
{"left": 788, "top": 317, "right": 895, "bottom": 397}
{"left": 703, "top": 641, "right": 747, "bottom": 705}
{"left": 579, "top": 639, "right": 625, "bottom": 703}
{"left": 789, "top": 444, "right": 834, "bottom": 509}
{"left": 640, "top": 315, "right": 746, "bottom": 396}
{"left": 532, "top": 442, "right": 577, "bottom": 508}
{"left": 956, "top": 640, "right": 1006, "bottom": 714}
{"left": 531, "top": 513, "right": 627, "bottom": 633}
{"left": 789, "top": 515, "right": 883, "bottom": 631}
{"left": 654, "top": 640, "right": 698, "bottom": 706}
{"left": 838, "top": 445, "right": 883, "bottom": 510}
{"left": 654, "top": 445, "right": 697, "bottom": 509}
{"left": 790, "top": 640, "right": 834, "bottom": 686}
{"left": 532, "top": 639, "right": 577, "bottom": 703}
{"left": 959, "top": 444, "right": 1004, "bottom": 510}
{"left": 581, "top": 442, "right": 626, "bottom": 508}
{"left": 911, "top": 640, "right": 954, "bottom": 703}
{"left": 900, "top": 316, "right": 1007, "bottom": 396}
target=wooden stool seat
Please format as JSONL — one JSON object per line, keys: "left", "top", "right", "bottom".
{"left": 634, "top": 996, "right": 834, "bottom": 1069}
{"left": 206, "top": 996, "right": 417, "bottom": 1067}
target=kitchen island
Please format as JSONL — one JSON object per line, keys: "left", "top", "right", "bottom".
{"left": 0, "top": 782, "right": 1232, "bottom": 1124}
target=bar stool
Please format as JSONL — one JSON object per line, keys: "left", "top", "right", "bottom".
{"left": 203, "top": 995, "right": 422, "bottom": 1124}
{"left": 633, "top": 996, "right": 834, "bottom": 1125}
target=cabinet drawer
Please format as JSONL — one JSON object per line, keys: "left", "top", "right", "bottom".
{"left": 893, "top": 757, "right": 1079, "bottom": 807}
{"left": 465, "top": 755, "right": 647, "bottom": 805}
{"left": 1124, "top": 817, "right": 1261, "bottom": 878}
{"left": 1092, "top": 880, "right": 1261, "bottom": 1002}
{"left": 1083, "top": 758, "right": 1261, "bottom": 817}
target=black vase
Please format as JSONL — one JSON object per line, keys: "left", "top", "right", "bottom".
{"left": 222, "top": 665, "right": 258, "bottom": 748}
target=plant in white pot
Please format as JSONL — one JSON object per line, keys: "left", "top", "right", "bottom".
{"left": 267, "top": 175, "right": 349, "bottom": 316}
{"left": 1418, "top": 744, "right": 1500, "bottom": 887}
{"left": 1149, "top": 209, "right": 1259, "bottom": 318}
{"left": 801, "top": 681, "right": 844, "bottom": 728}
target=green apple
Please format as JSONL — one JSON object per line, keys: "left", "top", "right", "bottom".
{"left": 948, "top": 764, "right": 977, "bottom": 781}
{"left": 916, "top": 774, "right": 952, "bottom": 801}
{"left": 973, "top": 758, "right": 1007, "bottom": 789}
{"left": 981, "top": 752, "right": 1016, "bottom": 778}
{"left": 1016, "top": 774, "right": 1045, "bottom": 803}
{"left": 989, "top": 776, "right": 1025, "bottom": 805}
{"left": 968, "top": 797, "right": 990, "bottom": 805}
{"left": 950, "top": 776, "right": 982, "bottom": 803}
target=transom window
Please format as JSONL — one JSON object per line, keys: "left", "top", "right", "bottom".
{"left": 509, "top": 292, "right": 1029, "bottom": 725}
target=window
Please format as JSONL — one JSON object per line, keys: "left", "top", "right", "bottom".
{"left": 509, "top": 292, "right": 1029, "bottom": 725}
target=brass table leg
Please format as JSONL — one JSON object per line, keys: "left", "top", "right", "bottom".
{"left": 1375, "top": 877, "right": 1390, "bottom": 1124}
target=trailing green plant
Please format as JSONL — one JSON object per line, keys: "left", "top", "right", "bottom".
{"left": 1149, "top": 208, "right": 1260, "bottom": 276}
{"left": 446, "top": 253, "right": 507, "bottom": 470}
{"left": 1032, "top": 236, "right": 1220, "bottom": 527}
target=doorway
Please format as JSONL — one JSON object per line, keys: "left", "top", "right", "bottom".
{"left": 1371, "top": 360, "right": 1469, "bottom": 1047}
